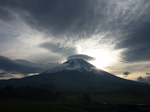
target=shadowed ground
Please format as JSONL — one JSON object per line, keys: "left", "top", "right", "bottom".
{"left": 0, "top": 95, "right": 150, "bottom": 112}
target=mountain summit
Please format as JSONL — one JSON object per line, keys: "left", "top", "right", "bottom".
{"left": 45, "top": 58, "right": 96, "bottom": 74}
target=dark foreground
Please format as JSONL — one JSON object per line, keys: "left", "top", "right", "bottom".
{"left": 0, "top": 95, "right": 150, "bottom": 112}
{"left": 0, "top": 100, "right": 116, "bottom": 112}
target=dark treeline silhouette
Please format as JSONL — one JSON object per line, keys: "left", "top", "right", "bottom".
{"left": 83, "top": 94, "right": 92, "bottom": 103}
{"left": 0, "top": 85, "right": 61, "bottom": 100}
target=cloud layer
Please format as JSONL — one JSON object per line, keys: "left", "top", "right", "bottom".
{"left": 0, "top": 56, "right": 45, "bottom": 74}
{"left": 67, "top": 54, "right": 95, "bottom": 61}
{"left": 0, "top": 0, "right": 150, "bottom": 80}
{"left": 137, "top": 76, "right": 150, "bottom": 84}
{"left": 0, "top": 0, "right": 149, "bottom": 63}
{"left": 40, "top": 42, "right": 77, "bottom": 57}
{"left": 0, "top": 55, "right": 59, "bottom": 79}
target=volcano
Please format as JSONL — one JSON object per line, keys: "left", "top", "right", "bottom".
{"left": 44, "top": 58, "right": 95, "bottom": 74}
{"left": 37, "top": 58, "right": 143, "bottom": 85}
{"left": 0, "top": 58, "right": 147, "bottom": 92}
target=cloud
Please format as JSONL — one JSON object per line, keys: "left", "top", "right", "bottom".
{"left": 137, "top": 76, "right": 150, "bottom": 84}
{"left": 15, "top": 59, "right": 60, "bottom": 69}
{"left": 146, "top": 72, "right": 150, "bottom": 75}
{"left": 44, "top": 62, "right": 60, "bottom": 69}
{"left": 114, "top": 1, "right": 150, "bottom": 62}
{"left": 123, "top": 71, "right": 131, "bottom": 77}
{"left": 0, "top": 55, "right": 46, "bottom": 75}
{"left": 0, "top": 69, "right": 28, "bottom": 79}
{"left": 0, "top": 70, "right": 16, "bottom": 78}
{"left": 137, "top": 76, "right": 146, "bottom": 82}
{"left": 39, "top": 42, "right": 77, "bottom": 57}
{"left": 0, "top": 71, "right": 7, "bottom": 76}
{"left": 0, "top": 0, "right": 150, "bottom": 75}
{"left": 0, "top": 56, "right": 61, "bottom": 79}
{"left": 0, "top": 0, "right": 107, "bottom": 39}
{"left": 67, "top": 54, "right": 95, "bottom": 61}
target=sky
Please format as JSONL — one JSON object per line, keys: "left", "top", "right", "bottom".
{"left": 0, "top": 0, "right": 150, "bottom": 83}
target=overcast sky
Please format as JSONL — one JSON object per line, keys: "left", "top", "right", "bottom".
{"left": 0, "top": 0, "right": 150, "bottom": 83}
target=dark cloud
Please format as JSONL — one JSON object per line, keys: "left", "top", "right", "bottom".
{"left": 137, "top": 76, "right": 146, "bottom": 82}
{"left": 15, "top": 59, "right": 60, "bottom": 69}
{"left": 44, "top": 62, "right": 60, "bottom": 69}
{"left": 0, "top": 71, "right": 15, "bottom": 78}
{"left": 0, "top": 0, "right": 150, "bottom": 64}
{"left": 146, "top": 73, "right": 150, "bottom": 75}
{"left": 67, "top": 54, "right": 95, "bottom": 61}
{"left": 115, "top": 2, "right": 150, "bottom": 62}
{"left": 137, "top": 76, "right": 150, "bottom": 84}
{"left": 145, "top": 65, "right": 150, "bottom": 68}
{"left": 40, "top": 42, "right": 77, "bottom": 57}
{"left": 0, "top": 55, "right": 45, "bottom": 75}
{"left": 0, "top": 0, "right": 106, "bottom": 38}
{"left": 0, "top": 56, "right": 60, "bottom": 79}
{"left": 123, "top": 71, "right": 131, "bottom": 76}
{"left": 15, "top": 59, "right": 44, "bottom": 68}
{"left": 0, "top": 72, "right": 6, "bottom": 76}
{"left": 118, "top": 22, "right": 150, "bottom": 62}
{"left": 0, "top": 73, "right": 13, "bottom": 78}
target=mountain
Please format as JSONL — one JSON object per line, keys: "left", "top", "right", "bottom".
{"left": 43, "top": 58, "right": 95, "bottom": 74}
{"left": 0, "top": 58, "right": 149, "bottom": 94}
{"left": 40, "top": 59, "right": 144, "bottom": 86}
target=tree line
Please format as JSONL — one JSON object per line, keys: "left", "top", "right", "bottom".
{"left": 0, "top": 85, "right": 61, "bottom": 100}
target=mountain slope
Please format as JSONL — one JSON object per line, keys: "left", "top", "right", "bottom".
{"left": 39, "top": 59, "right": 145, "bottom": 86}
{"left": 0, "top": 58, "right": 148, "bottom": 93}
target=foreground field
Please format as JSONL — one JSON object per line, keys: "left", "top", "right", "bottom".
{"left": 0, "top": 95, "right": 150, "bottom": 112}
{"left": 0, "top": 100, "right": 117, "bottom": 112}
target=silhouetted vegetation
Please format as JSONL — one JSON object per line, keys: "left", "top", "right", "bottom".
{"left": 83, "top": 94, "right": 92, "bottom": 103}
{"left": 0, "top": 85, "right": 61, "bottom": 100}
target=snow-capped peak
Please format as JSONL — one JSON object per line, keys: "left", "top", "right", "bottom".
{"left": 45, "top": 58, "right": 96, "bottom": 73}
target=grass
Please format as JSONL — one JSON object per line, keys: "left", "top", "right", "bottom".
{"left": 67, "top": 94, "right": 150, "bottom": 104}
{"left": 91, "top": 95, "right": 150, "bottom": 104}
{"left": 0, "top": 100, "right": 89, "bottom": 112}
{"left": 0, "top": 95, "right": 150, "bottom": 112}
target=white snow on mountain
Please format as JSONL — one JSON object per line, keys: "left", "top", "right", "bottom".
{"left": 45, "top": 58, "right": 97, "bottom": 74}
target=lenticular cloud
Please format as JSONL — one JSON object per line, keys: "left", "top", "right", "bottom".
{"left": 67, "top": 54, "right": 95, "bottom": 61}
